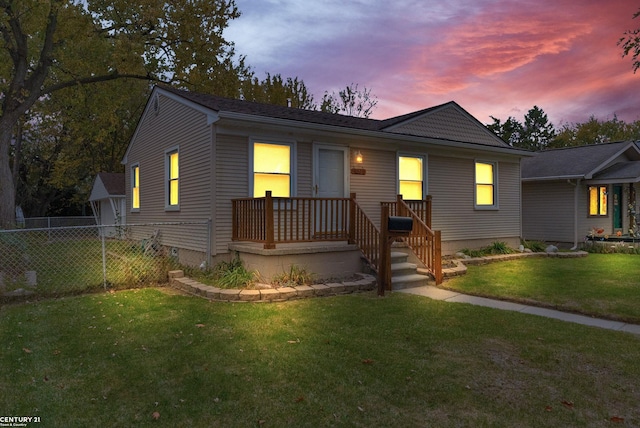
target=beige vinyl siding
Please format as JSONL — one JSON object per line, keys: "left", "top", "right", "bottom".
{"left": 522, "top": 181, "right": 575, "bottom": 242}
{"left": 215, "top": 134, "right": 249, "bottom": 255}
{"left": 125, "top": 95, "right": 212, "bottom": 252}
{"left": 349, "top": 147, "right": 397, "bottom": 228}
{"left": 429, "top": 156, "right": 521, "bottom": 242}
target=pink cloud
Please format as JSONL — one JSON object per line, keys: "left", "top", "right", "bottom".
{"left": 229, "top": 0, "right": 640, "bottom": 125}
{"left": 374, "top": 0, "right": 640, "bottom": 125}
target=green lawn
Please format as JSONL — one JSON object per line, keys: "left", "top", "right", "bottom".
{"left": 444, "top": 253, "right": 640, "bottom": 324}
{"left": 1, "top": 288, "right": 639, "bottom": 427}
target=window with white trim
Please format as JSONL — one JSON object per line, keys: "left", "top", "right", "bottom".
{"left": 398, "top": 155, "right": 425, "bottom": 200}
{"left": 131, "top": 164, "right": 140, "bottom": 211}
{"left": 475, "top": 161, "right": 497, "bottom": 208}
{"left": 165, "top": 148, "right": 179, "bottom": 209}
{"left": 588, "top": 186, "right": 607, "bottom": 216}
{"left": 252, "top": 142, "right": 292, "bottom": 197}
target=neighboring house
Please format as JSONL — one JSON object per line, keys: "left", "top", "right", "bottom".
{"left": 122, "top": 85, "right": 529, "bottom": 280}
{"left": 89, "top": 172, "right": 126, "bottom": 237}
{"left": 522, "top": 141, "right": 640, "bottom": 248}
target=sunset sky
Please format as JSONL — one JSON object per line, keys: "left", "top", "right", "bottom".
{"left": 226, "top": 0, "right": 640, "bottom": 126}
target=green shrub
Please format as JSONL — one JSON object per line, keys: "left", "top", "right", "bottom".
{"left": 212, "top": 255, "right": 256, "bottom": 289}
{"left": 521, "top": 239, "right": 546, "bottom": 253}
{"left": 460, "top": 241, "right": 515, "bottom": 257}
{"left": 271, "top": 265, "right": 315, "bottom": 287}
{"left": 459, "top": 248, "right": 485, "bottom": 258}
{"left": 583, "top": 241, "right": 640, "bottom": 255}
{"left": 484, "top": 241, "right": 514, "bottom": 255}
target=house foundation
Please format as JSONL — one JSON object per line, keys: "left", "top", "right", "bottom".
{"left": 228, "top": 241, "right": 363, "bottom": 282}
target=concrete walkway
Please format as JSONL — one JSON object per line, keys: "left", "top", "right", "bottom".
{"left": 397, "top": 285, "right": 640, "bottom": 336}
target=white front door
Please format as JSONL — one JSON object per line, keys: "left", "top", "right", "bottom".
{"left": 314, "top": 145, "right": 348, "bottom": 198}
{"left": 313, "top": 145, "right": 349, "bottom": 237}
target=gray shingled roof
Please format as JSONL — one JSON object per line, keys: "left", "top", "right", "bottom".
{"left": 381, "top": 102, "right": 508, "bottom": 147}
{"left": 593, "top": 161, "right": 640, "bottom": 181}
{"left": 521, "top": 142, "right": 640, "bottom": 180}
{"left": 97, "top": 172, "right": 125, "bottom": 196}
{"left": 159, "top": 86, "right": 510, "bottom": 149}
{"left": 161, "top": 85, "right": 382, "bottom": 131}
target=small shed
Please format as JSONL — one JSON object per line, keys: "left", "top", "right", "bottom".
{"left": 89, "top": 172, "right": 126, "bottom": 237}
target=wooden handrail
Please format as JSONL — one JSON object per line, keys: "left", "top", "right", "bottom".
{"left": 350, "top": 193, "right": 380, "bottom": 272}
{"left": 395, "top": 195, "right": 442, "bottom": 284}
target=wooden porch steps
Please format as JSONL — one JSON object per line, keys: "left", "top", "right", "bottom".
{"left": 390, "top": 251, "right": 432, "bottom": 289}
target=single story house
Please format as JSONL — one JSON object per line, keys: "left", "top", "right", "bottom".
{"left": 122, "top": 85, "right": 529, "bottom": 281}
{"left": 521, "top": 141, "right": 640, "bottom": 248}
{"left": 89, "top": 172, "right": 126, "bottom": 237}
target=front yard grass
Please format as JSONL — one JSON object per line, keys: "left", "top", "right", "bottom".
{"left": 444, "top": 253, "right": 640, "bottom": 324}
{"left": 1, "top": 288, "right": 639, "bottom": 427}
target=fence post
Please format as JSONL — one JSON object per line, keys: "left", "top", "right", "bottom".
{"left": 434, "top": 230, "right": 443, "bottom": 284}
{"left": 231, "top": 199, "right": 238, "bottom": 241}
{"left": 348, "top": 193, "right": 356, "bottom": 244}
{"left": 100, "top": 226, "right": 107, "bottom": 290}
{"left": 396, "top": 194, "right": 405, "bottom": 217}
{"left": 426, "top": 195, "right": 433, "bottom": 229}
{"left": 378, "top": 205, "right": 390, "bottom": 296}
{"left": 264, "top": 191, "right": 275, "bottom": 249}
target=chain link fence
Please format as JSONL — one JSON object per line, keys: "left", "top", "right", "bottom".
{"left": 0, "top": 221, "right": 211, "bottom": 302}
{"left": 22, "top": 216, "right": 97, "bottom": 229}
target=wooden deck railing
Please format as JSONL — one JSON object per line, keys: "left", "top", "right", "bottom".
{"left": 231, "top": 192, "right": 440, "bottom": 283}
{"left": 232, "top": 191, "right": 350, "bottom": 249}
{"left": 384, "top": 195, "right": 442, "bottom": 284}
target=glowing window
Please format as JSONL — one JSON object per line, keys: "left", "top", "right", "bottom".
{"left": 253, "top": 142, "right": 291, "bottom": 197}
{"left": 475, "top": 162, "right": 496, "bottom": 207}
{"left": 166, "top": 149, "right": 179, "bottom": 208}
{"left": 588, "top": 186, "right": 607, "bottom": 216}
{"left": 131, "top": 165, "right": 140, "bottom": 210}
{"left": 399, "top": 156, "right": 424, "bottom": 200}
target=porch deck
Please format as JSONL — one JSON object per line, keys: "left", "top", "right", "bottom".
{"left": 231, "top": 192, "right": 443, "bottom": 284}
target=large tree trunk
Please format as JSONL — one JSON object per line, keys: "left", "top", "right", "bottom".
{"left": 0, "top": 116, "right": 16, "bottom": 229}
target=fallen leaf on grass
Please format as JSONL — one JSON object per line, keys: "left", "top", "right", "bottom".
{"left": 23, "top": 348, "right": 32, "bottom": 354}
{"left": 295, "top": 396, "right": 305, "bottom": 403}
{"left": 195, "top": 324, "right": 205, "bottom": 328}
{"left": 544, "top": 406, "right": 553, "bottom": 412}
{"left": 362, "top": 359, "right": 374, "bottom": 364}
{"left": 561, "top": 400, "right": 574, "bottom": 409}
{"left": 610, "top": 416, "right": 625, "bottom": 423}
{"left": 152, "top": 411, "right": 160, "bottom": 420}
{"left": 287, "top": 338, "right": 300, "bottom": 344}
{"left": 258, "top": 420, "right": 266, "bottom": 426}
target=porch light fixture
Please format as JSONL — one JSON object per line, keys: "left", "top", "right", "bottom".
{"left": 354, "top": 150, "right": 363, "bottom": 164}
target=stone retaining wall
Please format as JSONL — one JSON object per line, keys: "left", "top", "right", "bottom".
{"left": 169, "top": 251, "right": 589, "bottom": 302}
{"left": 168, "top": 270, "right": 377, "bottom": 302}
{"left": 434, "top": 250, "right": 589, "bottom": 279}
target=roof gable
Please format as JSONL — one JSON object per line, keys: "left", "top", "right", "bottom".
{"left": 592, "top": 161, "right": 640, "bottom": 182}
{"left": 380, "top": 102, "right": 510, "bottom": 148}
{"left": 521, "top": 141, "right": 640, "bottom": 180}
{"left": 90, "top": 172, "right": 125, "bottom": 201}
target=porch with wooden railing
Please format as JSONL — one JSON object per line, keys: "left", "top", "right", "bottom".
{"left": 381, "top": 195, "right": 442, "bottom": 285}
{"left": 231, "top": 192, "right": 442, "bottom": 284}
